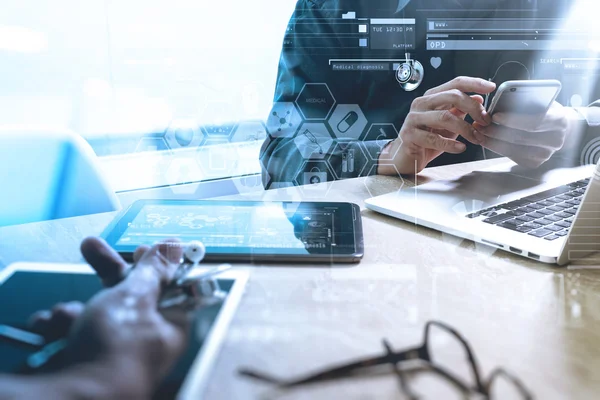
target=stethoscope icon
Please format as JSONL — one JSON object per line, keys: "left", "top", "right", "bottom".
{"left": 396, "top": 54, "right": 425, "bottom": 92}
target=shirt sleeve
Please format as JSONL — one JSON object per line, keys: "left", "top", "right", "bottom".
{"left": 259, "top": 0, "right": 398, "bottom": 188}
{"left": 574, "top": 101, "right": 600, "bottom": 126}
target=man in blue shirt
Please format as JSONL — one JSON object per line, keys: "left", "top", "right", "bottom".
{"left": 261, "top": 0, "right": 600, "bottom": 187}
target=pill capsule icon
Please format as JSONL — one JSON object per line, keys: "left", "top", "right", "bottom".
{"left": 337, "top": 111, "right": 359, "bottom": 133}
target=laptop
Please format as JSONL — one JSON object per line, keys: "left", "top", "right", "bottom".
{"left": 365, "top": 159, "right": 600, "bottom": 265}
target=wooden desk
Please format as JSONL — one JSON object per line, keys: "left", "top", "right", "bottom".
{"left": 1, "top": 158, "right": 599, "bottom": 399}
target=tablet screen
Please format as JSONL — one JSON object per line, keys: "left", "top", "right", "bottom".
{"left": 105, "top": 200, "right": 362, "bottom": 260}
{"left": 0, "top": 269, "right": 241, "bottom": 398}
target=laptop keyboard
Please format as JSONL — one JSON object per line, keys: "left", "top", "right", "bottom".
{"left": 466, "top": 178, "right": 589, "bottom": 241}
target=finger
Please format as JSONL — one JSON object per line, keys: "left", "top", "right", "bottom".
{"left": 81, "top": 237, "right": 128, "bottom": 287}
{"left": 475, "top": 122, "right": 565, "bottom": 150}
{"left": 491, "top": 112, "right": 545, "bottom": 131}
{"left": 160, "top": 306, "right": 193, "bottom": 333}
{"left": 28, "top": 310, "right": 51, "bottom": 334}
{"left": 29, "top": 302, "right": 85, "bottom": 340}
{"left": 408, "top": 110, "right": 485, "bottom": 145}
{"left": 121, "top": 240, "right": 184, "bottom": 303}
{"left": 413, "top": 90, "right": 491, "bottom": 125}
{"left": 483, "top": 136, "right": 553, "bottom": 169}
{"left": 408, "top": 128, "right": 467, "bottom": 154}
{"left": 133, "top": 245, "right": 151, "bottom": 264}
{"left": 425, "top": 76, "right": 496, "bottom": 96}
{"left": 471, "top": 95, "right": 484, "bottom": 105}
{"left": 492, "top": 102, "right": 565, "bottom": 132}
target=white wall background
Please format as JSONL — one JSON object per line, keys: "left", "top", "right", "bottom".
{"left": 0, "top": 0, "right": 297, "bottom": 138}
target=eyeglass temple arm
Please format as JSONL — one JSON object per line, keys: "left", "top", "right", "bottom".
{"left": 486, "top": 368, "right": 534, "bottom": 400}
{"left": 383, "top": 339, "right": 419, "bottom": 400}
{"left": 425, "top": 320, "right": 486, "bottom": 393}
{"left": 238, "top": 344, "right": 424, "bottom": 388}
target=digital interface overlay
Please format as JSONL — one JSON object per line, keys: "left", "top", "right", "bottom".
{"left": 114, "top": 203, "right": 354, "bottom": 255}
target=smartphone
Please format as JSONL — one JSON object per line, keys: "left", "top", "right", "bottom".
{"left": 487, "top": 79, "right": 562, "bottom": 117}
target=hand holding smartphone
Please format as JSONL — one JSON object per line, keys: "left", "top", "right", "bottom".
{"left": 486, "top": 79, "right": 562, "bottom": 119}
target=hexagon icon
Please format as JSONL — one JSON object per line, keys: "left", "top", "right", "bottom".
{"left": 164, "top": 119, "right": 206, "bottom": 149}
{"left": 364, "top": 123, "right": 400, "bottom": 161}
{"left": 231, "top": 120, "right": 267, "bottom": 143}
{"left": 294, "top": 160, "right": 335, "bottom": 200}
{"left": 295, "top": 83, "right": 336, "bottom": 120}
{"left": 196, "top": 139, "right": 240, "bottom": 180}
{"left": 327, "top": 104, "right": 368, "bottom": 140}
{"left": 232, "top": 168, "right": 267, "bottom": 195}
{"left": 199, "top": 100, "right": 239, "bottom": 139}
{"left": 326, "top": 140, "right": 368, "bottom": 179}
{"left": 165, "top": 156, "right": 203, "bottom": 195}
{"left": 266, "top": 102, "right": 303, "bottom": 139}
{"left": 293, "top": 122, "right": 334, "bottom": 160}
{"left": 363, "top": 164, "right": 404, "bottom": 198}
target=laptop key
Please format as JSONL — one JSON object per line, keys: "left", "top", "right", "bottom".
{"left": 544, "top": 235, "right": 561, "bottom": 241}
{"left": 512, "top": 209, "right": 526, "bottom": 216}
{"left": 537, "top": 209, "right": 554, "bottom": 216}
{"left": 529, "top": 229, "right": 553, "bottom": 238}
{"left": 483, "top": 213, "right": 515, "bottom": 224}
{"left": 556, "top": 212, "right": 571, "bottom": 219}
{"left": 524, "top": 222, "right": 543, "bottom": 230}
{"left": 528, "top": 203, "right": 543, "bottom": 210}
{"left": 571, "top": 181, "right": 588, "bottom": 188}
{"left": 546, "top": 197, "right": 563, "bottom": 204}
{"left": 516, "top": 225, "right": 534, "bottom": 233}
{"left": 564, "top": 209, "right": 577, "bottom": 216}
{"left": 539, "top": 200, "right": 554, "bottom": 207}
{"left": 565, "top": 200, "right": 579, "bottom": 206}
{"left": 468, "top": 207, "right": 497, "bottom": 218}
{"left": 536, "top": 219, "right": 553, "bottom": 226}
{"left": 502, "top": 200, "right": 530, "bottom": 210}
{"left": 519, "top": 206, "right": 536, "bottom": 213}
{"left": 556, "top": 195, "right": 571, "bottom": 201}
{"left": 555, "top": 221, "right": 572, "bottom": 229}
{"left": 516, "top": 215, "right": 535, "bottom": 223}
{"left": 547, "top": 225, "right": 564, "bottom": 232}
{"left": 547, "top": 206, "right": 563, "bottom": 212}
{"left": 556, "top": 230, "right": 568, "bottom": 237}
{"left": 523, "top": 186, "right": 572, "bottom": 202}
{"left": 497, "top": 221, "right": 520, "bottom": 231}
{"left": 545, "top": 215, "right": 562, "bottom": 222}
{"left": 553, "top": 203, "right": 571, "bottom": 210}
{"left": 527, "top": 212, "right": 546, "bottom": 219}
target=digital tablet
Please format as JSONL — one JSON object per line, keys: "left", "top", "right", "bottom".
{"left": 0, "top": 262, "right": 249, "bottom": 399}
{"left": 103, "top": 200, "right": 364, "bottom": 263}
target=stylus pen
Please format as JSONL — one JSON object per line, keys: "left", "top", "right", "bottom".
{"left": 0, "top": 289, "right": 193, "bottom": 374}
{"left": 0, "top": 324, "right": 67, "bottom": 372}
{"left": 16, "top": 293, "right": 193, "bottom": 373}
{"left": 0, "top": 324, "right": 45, "bottom": 348}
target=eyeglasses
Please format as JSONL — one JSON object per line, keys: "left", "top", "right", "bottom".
{"left": 239, "top": 320, "right": 533, "bottom": 399}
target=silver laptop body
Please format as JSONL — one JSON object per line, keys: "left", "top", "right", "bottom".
{"left": 365, "top": 160, "right": 600, "bottom": 265}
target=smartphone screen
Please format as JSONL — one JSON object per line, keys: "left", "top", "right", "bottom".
{"left": 488, "top": 81, "right": 561, "bottom": 116}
